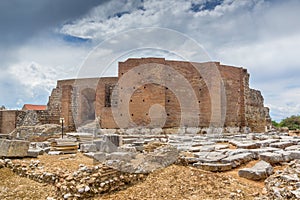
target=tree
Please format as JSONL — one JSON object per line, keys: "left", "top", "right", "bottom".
{"left": 272, "top": 120, "right": 280, "bottom": 128}
{"left": 279, "top": 115, "right": 300, "bottom": 130}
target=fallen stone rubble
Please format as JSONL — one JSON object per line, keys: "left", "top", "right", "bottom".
{"left": 10, "top": 124, "right": 61, "bottom": 141}
{"left": 0, "top": 139, "right": 30, "bottom": 157}
{"left": 2, "top": 129, "right": 300, "bottom": 198}
{"left": 263, "top": 159, "right": 300, "bottom": 199}
{"left": 54, "top": 131, "right": 300, "bottom": 176}
{"left": 168, "top": 132, "right": 300, "bottom": 173}
{"left": 104, "top": 145, "right": 179, "bottom": 173}
{"left": 0, "top": 158, "right": 146, "bottom": 199}
{"left": 238, "top": 160, "right": 273, "bottom": 181}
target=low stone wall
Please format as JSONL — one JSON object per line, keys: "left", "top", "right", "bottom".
{"left": 80, "top": 126, "right": 253, "bottom": 136}
{"left": 0, "top": 139, "right": 29, "bottom": 157}
{"left": 10, "top": 124, "right": 61, "bottom": 141}
{"left": 0, "top": 159, "right": 146, "bottom": 199}
{"left": 264, "top": 160, "right": 300, "bottom": 199}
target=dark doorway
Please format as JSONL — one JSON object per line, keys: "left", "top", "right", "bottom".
{"left": 80, "top": 88, "right": 96, "bottom": 123}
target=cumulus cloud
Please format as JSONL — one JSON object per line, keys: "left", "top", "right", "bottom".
{"left": 58, "top": 0, "right": 300, "bottom": 121}
{"left": 1, "top": 0, "right": 299, "bottom": 121}
{"left": 3, "top": 34, "right": 91, "bottom": 108}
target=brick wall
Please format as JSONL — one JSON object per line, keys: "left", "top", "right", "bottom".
{"left": 0, "top": 110, "right": 18, "bottom": 134}
{"left": 96, "top": 77, "right": 118, "bottom": 128}
{"left": 43, "top": 58, "right": 270, "bottom": 132}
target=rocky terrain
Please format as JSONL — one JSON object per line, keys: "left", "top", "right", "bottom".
{"left": 1, "top": 129, "right": 300, "bottom": 199}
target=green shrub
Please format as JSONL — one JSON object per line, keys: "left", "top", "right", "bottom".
{"left": 279, "top": 115, "right": 300, "bottom": 130}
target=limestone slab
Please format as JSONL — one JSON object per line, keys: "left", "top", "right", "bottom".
{"left": 80, "top": 143, "right": 97, "bottom": 153}
{"left": 238, "top": 160, "right": 273, "bottom": 180}
{"left": 93, "top": 152, "right": 107, "bottom": 162}
{"left": 194, "top": 162, "right": 232, "bottom": 172}
{"left": 237, "top": 142, "right": 260, "bottom": 149}
{"left": 221, "top": 153, "right": 254, "bottom": 168}
{"left": 0, "top": 139, "right": 30, "bottom": 157}
{"left": 259, "top": 152, "right": 284, "bottom": 164}
{"left": 269, "top": 142, "right": 294, "bottom": 149}
{"left": 93, "top": 140, "right": 117, "bottom": 153}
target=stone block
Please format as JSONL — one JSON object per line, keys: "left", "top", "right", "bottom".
{"left": 140, "top": 128, "right": 151, "bottom": 135}
{"left": 122, "top": 138, "right": 137, "bottom": 145}
{"left": 189, "top": 146, "right": 202, "bottom": 152}
{"left": 200, "top": 145, "right": 215, "bottom": 152}
{"left": 221, "top": 153, "right": 254, "bottom": 168}
{"left": 0, "top": 139, "right": 30, "bottom": 157}
{"left": 93, "top": 152, "right": 107, "bottom": 162}
{"left": 104, "top": 134, "right": 122, "bottom": 147}
{"left": 163, "top": 128, "right": 178, "bottom": 134}
{"left": 214, "top": 144, "right": 229, "bottom": 150}
{"left": 237, "top": 142, "right": 260, "bottom": 149}
{"left": 27, "top": 148, "right": 41, "bottom": 158}
{"left": 48, "top": 151, "right": 63, "bottom": 155}
{"left": 256, "top": 139, "right": 280, "bottom": 147}
{"left": 44, "top": 147, "right": 51, "bottom": 153}
{"left": 194, "top": 151, "right": 227, "bottom": 163}
{"left": 135, "top": 146, "right": 144, "bottom": 152}
{"left": 80, "top": 143, "right": 97, "bottom": 153}
{"left": 287, "top": 151, "right": 300, "bottom": 160}
{"left": 194, "top": 162, "right": 232, "bottom": 172}
{"left": 259, "top": 152, "right": 284, "bottom": 164}
{"left": 125, "top": 128, "right": 139, "bottom": 135}
{"left": 93, "top": 140, "right": 117, "bottom": 153}
{"left": 151, "top": 128, "right": 163, "bottom": 135}
{"left": 269, "top": 142, "right": 294, "bottom": 149}
{"left": 238, "top": 160, "right": 273, "bottom": 180}
{"left": 250, "top": 147, "right": 280, "bottom": 159}
{"left": 285, "top": 145, "right": 300, "bottom": 151}
{"left": 118, "top": 144, "right": 137, "bottom": 153}
{"left": 99, "top": 129, "right": 117, "bottom": 135}
{"left": 281, "top": 174, "right": 300, "bottom": 182}
{"left": 132, "top": 141, "right": 144, "bottom": 146}
{"left": 274, "top": 151, "right": 293, "bottom": 162}
{"left": 225, "top": 149, "right": 251, "bottom": 156}
{"left": 186, "top": 127, "right": 201, "bottom": 134}
{"left": 229, "top": 140, "right": 241, "bottom": 147}
{"left": 108, "top": 152, "right": 135, "bottom": 161}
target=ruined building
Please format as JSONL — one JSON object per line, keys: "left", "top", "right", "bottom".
{"left": 0, "top": 58, "right": 271, "bottom": 134}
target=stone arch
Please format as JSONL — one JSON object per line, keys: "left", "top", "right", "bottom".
{"left": 80, "top": 88, "right": 96, "bottom": 124}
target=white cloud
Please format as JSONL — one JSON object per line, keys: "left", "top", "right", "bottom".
{"left": 2, "top": 0, "right": 300, "bottom": 121}
{"left": 3, "top": 33, "right": 91, "bottom": 107}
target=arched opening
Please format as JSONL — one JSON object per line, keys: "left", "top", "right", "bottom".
{"left": 80, "top": 88, "right": 96, "bottom": 123}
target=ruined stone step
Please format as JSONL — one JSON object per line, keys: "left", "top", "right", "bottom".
{"left": 238, "top": 160, "right": 273, "bottom": 181}
{"left": 269, "top": 141, "right": 294, "bottom": 149}
{"left": 259, "top": 152, "right": 285, "bottom": 164}
{"left": 221, "top": 153, "right": 254, "bottom": 168}
{"left": 193, "top": 162, "right": 232, "bottom": 172}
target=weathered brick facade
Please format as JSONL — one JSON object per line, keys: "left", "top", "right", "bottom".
{"left": 46, "top": 58, "right": 271, "bottom": 132}
{"left": 0, "top": 58, "right": 271, "bottom": 134}
{"left": 0, "top": 110, "right": 18, "bottom": 134}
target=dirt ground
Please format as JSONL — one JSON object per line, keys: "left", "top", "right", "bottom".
{"left": 0, "top": 153, "right": 284, "bottom": 200}
{"left": 0, "top": 168, "right": 56, "bottom": 200}
{"left": 97, "top": 163, "right": 264, "bottom": 200}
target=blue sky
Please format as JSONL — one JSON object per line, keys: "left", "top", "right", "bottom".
{"left": 0, "top": 0, "right": 300, "bottom": 122}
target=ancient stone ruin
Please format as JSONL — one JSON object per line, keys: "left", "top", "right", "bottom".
{"left": 0, "top": 57, "right": 271, "bottom": 135}
{"left": 3, "top": 58, "right": 296, "bottom": 199}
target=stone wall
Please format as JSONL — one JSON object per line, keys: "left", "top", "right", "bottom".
{"left": 0, "top": 110, "right": 18, "bottom": 134}
{"left": 245, "top": 89, "right": 271, "bottom": 132}
{"left": 1, "top": 159, "right": 146, "bottom": 199}
{"left": 115, "top": 58, "right": 270, "bottom": 131}
{"left": 0, "top": 109, "right": 61, "bottom": 135}
{"left": 96, "top": 77, "right": 118, "bottom": 128}
{"left": 43, "top": 58, "right": 271, "bottom": 132}
{"left": 16, "top": 110, "right": 51, "bottom": 126}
